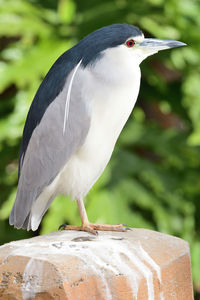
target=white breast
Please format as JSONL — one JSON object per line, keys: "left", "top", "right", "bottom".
{"left": 59, "top": 53, "right": 141, "bottom": 199}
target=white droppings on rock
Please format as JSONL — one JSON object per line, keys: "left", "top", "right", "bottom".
{"left": 107, "top": 241, "right": 141, "bottom": 299}
{"left": 49, "top": 235, "right": 140, "bottom": 300}
{"left": 9, "top": 233, "right": 142, "bottom": 299}
{"left": 0, "top": 229, "right": 192, "bottom": 300}
{"left": 138, "top": 243, "right": 161, "bottom": 282}
{"left": 4, "top": 232, "right": 160, "bottom": 300}
{"left": 120, "top": 242, "right": 155, "bottom": 300}
{"left": 22, "top": 258, "right": 44, "bottom": 300}
{"left": 61, "top": 244, "right": 114, "bottom": 300}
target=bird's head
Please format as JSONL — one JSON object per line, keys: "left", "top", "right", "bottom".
{"left": 76, "top": 24, "right": 186, "bottom": 83}
{"left": 79, "top": 24, "right": 186, "bottom": 65}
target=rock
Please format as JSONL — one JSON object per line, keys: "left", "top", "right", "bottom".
{"left": 0, "top": 228, "right": 194, "bottom": 299}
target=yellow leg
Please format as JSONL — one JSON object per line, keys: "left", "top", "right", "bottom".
{"left": 63, "top": 198, "right": 127, "bottom": 235}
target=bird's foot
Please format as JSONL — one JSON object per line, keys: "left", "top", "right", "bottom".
{"left": 59, "top": 223, "right": 128, "bottom": 235}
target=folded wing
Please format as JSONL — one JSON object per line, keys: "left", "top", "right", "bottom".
{"left": 9, "top": 57, "right": 91, "bottom": 229}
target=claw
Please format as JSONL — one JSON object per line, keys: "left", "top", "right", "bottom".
{"left": 58, "top": 224, "right": 66, "bottom": 230}
{"left": 126, "top": 227, "right": 132, "bottom": 231}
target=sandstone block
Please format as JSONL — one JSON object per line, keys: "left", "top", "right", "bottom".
{"left": 0, "top": 229, "right": 194, "bottom": 299}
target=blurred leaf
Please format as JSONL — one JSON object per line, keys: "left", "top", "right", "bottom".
{"left": 58, "top": 0, "right": 76, "bottom": 24}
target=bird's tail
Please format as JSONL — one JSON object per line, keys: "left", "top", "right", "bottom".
{"left": 9, "top": 187, "right": 37, "bottom": 230}
{"left": 9, "top": 189, "right": 55, "bottom": 231}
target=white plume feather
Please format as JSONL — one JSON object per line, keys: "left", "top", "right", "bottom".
{"left": 63, "top": 59, "right": 82, "bottom": 134}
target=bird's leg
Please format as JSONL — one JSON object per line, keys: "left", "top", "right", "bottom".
{"left": 63, "top": 198, "right": 127, "bottom": 235}
{"left": 63, "top": 198, "right": 97, "bottom": 234}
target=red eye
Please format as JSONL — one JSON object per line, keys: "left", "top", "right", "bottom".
{"left": 126, "top": 39, "right": 135, "bottom": 47}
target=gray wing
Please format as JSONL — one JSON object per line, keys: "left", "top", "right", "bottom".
{"left": 9, "top": 68, "right": 91, "bottom": 229}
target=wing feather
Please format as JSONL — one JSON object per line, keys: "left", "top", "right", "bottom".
{"left": 9, "top": 64, "right": 91, "bottom": 229}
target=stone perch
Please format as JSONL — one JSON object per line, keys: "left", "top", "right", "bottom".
{"left": 0, "top": 229, "right": 193, "bottom": 299}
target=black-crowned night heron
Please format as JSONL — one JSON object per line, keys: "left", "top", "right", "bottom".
{"left": 9, "top": 24, "right": 186, "bottom": 234}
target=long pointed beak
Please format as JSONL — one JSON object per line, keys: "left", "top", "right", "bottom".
{"left": 139, "top": 38, "right": 186, "bottom": 52}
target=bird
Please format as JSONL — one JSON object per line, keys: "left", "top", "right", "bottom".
{"left": 9, "top": 24, "right": 186, "bottom": 235}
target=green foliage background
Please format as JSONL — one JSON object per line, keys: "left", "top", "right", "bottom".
{"left": 0, "top": 0, "right": 200, "bottom": 296}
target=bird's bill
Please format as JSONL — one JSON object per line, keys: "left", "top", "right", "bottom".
{"left": 139, "top": 38, "right": 186, "bottom": 53}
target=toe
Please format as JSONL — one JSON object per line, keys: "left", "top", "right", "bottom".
{"left": 83, "top": 225, "right": 98, "bottom": 235}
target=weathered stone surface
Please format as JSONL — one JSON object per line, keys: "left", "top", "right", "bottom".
{"left": 0, "top": 228, "right": 194, "bottom": 300}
